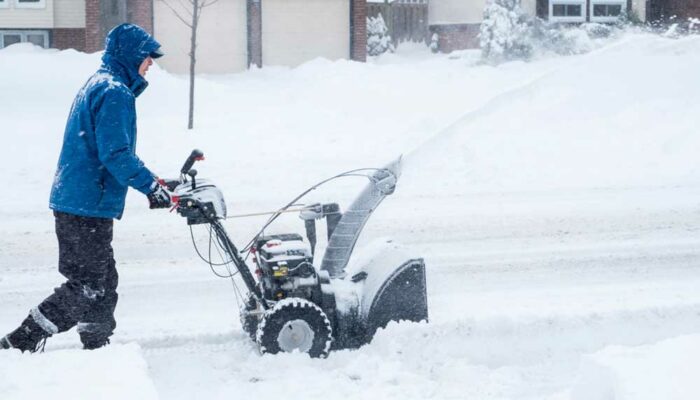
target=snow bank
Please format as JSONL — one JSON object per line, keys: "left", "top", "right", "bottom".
{"left": 570, "top": 334, "right": 700, "bottom": 400}
{"left": 0, "top": 343, "right": 158, "bottom": 400}
{"left": 404, "top": 34, "right": 700, "bottom": 195}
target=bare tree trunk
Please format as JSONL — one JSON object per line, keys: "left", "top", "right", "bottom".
{"left": 161, "top": 0, "right": 218, "bottom": 129}
{"left": 188, "top": 0, "right": 199, "bottom": 130}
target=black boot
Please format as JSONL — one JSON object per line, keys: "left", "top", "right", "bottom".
{"left": 78, "top": 322, "right": 114, "bottom": 350}
{"left": 1, "top": 315, "right": 52, "bottom": 353}
{"left": 80, "top": 333, "right": 111, "bottom": 350}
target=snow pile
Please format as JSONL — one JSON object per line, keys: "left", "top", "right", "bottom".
{"left": 0, "top": 343, "right": 158, "bottom": 400}
{"left": 408, "top": 34, "right": 700, "bottom": 195}
{"left": 570, "top": 334, "right": 700, "bottom": 400}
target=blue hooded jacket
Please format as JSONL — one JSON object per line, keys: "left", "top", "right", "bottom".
{"left": 49, "top": 24, "right": 162, "bottom": 220}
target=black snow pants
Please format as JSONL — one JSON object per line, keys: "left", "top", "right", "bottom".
{"left": 33, "top": 211, "right": 118, "bottom": 345}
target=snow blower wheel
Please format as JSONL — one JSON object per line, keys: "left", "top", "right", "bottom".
{"left": 256, "top": 298, "right": 332, "bottom": 358}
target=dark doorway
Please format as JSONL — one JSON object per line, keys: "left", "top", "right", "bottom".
{"left": 536, "top": 0, "right": 549, "bottom": 19}
{"left": 648, "top": 0, "right": 669, "bottom": 21}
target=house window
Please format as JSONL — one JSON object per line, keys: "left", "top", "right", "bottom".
{"left": 553, "top": 4, "right": 582, "bottom": 16}
{"left": 0, "top": 0, "right": 8, "bottom": 9}
{"left": 590, "top": 1, "right": 625, "bottom": 22}
{"left": 0, "top": 30, "right": 49, "bottom": 48}
{"left": 593, "top": 4, "right": 622, "bottom": 16}
{"left": 14, "top": 0, "right": 46, "bottom": 9}
{"left": 549, "top": 0, "right": 586, "bottom": 22}
{"left": 1, "top": 33, "right": 22, "bottom": 47}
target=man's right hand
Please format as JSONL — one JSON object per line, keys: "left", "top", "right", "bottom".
{"left": 147, "top": 183, "right": 171, "bottom": 209}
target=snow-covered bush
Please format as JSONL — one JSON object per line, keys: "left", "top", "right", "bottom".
{"left": 367, "top": 14, "right": 395, "bottom": 57}
{"left": 429, "top": 33, "right": 439, "bottom": 53}
{"left": 531, "top": 18, "right": 623, "bottom": 58}
{"left": 663, "top": 23, "right": 681, "bottom": 38}
{"left": 529, "top": 20, "right": 604, "bottom": 56}
{"left": 690, "top": 18, "right": 700, "bottom": 34}
{"left": 479, "top": 0, "right": 533, "bottom": 64}
{"left": 581, "top": 22, "right": 614, "bottom": 39}
{"left": 663, "top": 18, "right": 700, "bottom": 37}
{"left": 479, "top": 0, "right": 626, "bottom": 64}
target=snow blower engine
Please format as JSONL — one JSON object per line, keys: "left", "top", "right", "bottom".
{"left": 166, "top": 150, "right": 427, "bottom": 358}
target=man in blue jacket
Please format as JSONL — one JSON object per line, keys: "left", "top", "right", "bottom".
{"left": 1, "top": 24, "right": 171, "bottom": 352}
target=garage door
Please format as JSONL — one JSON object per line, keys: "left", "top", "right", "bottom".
{"left": 155, "top": 0, "right": 248, "bottom": 74}
{"left": 262, "top": 0, "right": 350, "bottom": 67}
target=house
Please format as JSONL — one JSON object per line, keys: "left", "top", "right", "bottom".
{"left": 0, "top": 0, "right": 152, "bottom": 53}
{"left": 535, "top": 0, "right": 647, "bottom": 23}
{"left": 647, "top": 0, "right": 700, "bottom": 21}
{"left": 4, "top": 0, "right": 697, "bottom": 70}
{"left": 429, "top": 0, "right": 648, "bottom": 53}
{"left": 0, "top": 0, "right": 368, "bottom": 73}
{"left": 153, "top": 0, "right": 367, "bottom": 74}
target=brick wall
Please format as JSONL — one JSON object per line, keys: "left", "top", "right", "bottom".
{"left": 350, "top": 0, "right": 367, "bottom": 62}
{"left": 430, "top": 24, "right": 481, "bottom": 53}
{"left": 84, "top": 0, "right": 101, "bottom": 53}
{"left": 128, "top": 0, "right": 154, "bottom": 34}
{"left": 52, "top": 28, "right": 87, "bottom": 52}
{"left": 84, "top": 0, "right": 154, "bottom": 53}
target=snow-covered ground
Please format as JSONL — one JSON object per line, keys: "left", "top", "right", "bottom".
{"left": 1, "top": 32, "right": 700, "bottom": 399}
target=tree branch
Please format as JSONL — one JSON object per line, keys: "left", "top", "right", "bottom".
{"left": 159, "top": 0, "right": 193, "bottom": 27}
{"left": 177, "top": 0, "right": 194, "bottom": 16}
{"left": 201, "top": 0, "right": 220, "bottom": 9}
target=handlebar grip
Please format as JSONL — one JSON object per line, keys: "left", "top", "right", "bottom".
{"left": 181, "top": 149, "right": 204, "bottom": 174}
{"left": 159, "top": 178, "right": 181, "bottom": 192}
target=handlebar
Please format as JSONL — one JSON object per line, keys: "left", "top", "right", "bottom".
{"left": 181, "top": 149, "right": 205, "bottom": 175}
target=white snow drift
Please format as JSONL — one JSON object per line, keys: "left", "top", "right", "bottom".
{"left": 571, "top": 335, "right": 700, "bottom": 400}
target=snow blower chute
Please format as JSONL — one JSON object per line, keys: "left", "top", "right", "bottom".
{"left": 166, "top": 150, "right": 428, "bottom": 357}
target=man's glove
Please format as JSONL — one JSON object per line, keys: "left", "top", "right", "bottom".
{"left": 147, "top": 183, "right": 171, "bottom": 209}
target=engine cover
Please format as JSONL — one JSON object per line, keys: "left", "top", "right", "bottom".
{"left": 256, "top": 234, "right": 316, "bottom": 300}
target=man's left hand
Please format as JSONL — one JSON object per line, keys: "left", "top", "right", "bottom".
{"left": 147, "top": 183, "right": 171, "bottom": 209}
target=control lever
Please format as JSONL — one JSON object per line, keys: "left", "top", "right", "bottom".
{"left": 188, "top": 169, "right": 198, "bottom": 190}
{"left": 181, "top": 149, "right": 204, "bottom": 176}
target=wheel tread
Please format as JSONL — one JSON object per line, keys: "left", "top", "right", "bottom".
{"left": 256, "top": 298, "right": 333, "bottom": 357}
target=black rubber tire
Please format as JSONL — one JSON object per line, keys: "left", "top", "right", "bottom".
{"left": 240, "top": 294, "right": 260, "bottom": 341}
{"left": 256, "top": 298, "right": 333, "bottom": 358}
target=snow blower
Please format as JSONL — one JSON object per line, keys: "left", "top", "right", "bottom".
{"left": 166, "top": 150, "right": 427, "bottom": 358}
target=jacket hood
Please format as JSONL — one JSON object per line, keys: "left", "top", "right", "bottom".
{"left": 101, "top": 24, "right": 162, "bottom": 96}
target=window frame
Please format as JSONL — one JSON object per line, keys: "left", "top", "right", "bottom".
{"left": 589, "top": 0, "right": 626, "bottom": 22}
{"left": 549, "top": 0, "right": 586, "bottom": 23}
{"left": 0, "top": 30, "right": 49, "bottom": 49}
{"left": 552, "top": 4, "right": 583, "bottom": 17}
{"left": 13, "top": 0, "right": 46, "bottom": 9}
{"left": 0, "top": 32, "right": 21, "bottom": 48}
{"left": 0, "top": 0, "right": 9, "bottom": 9}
